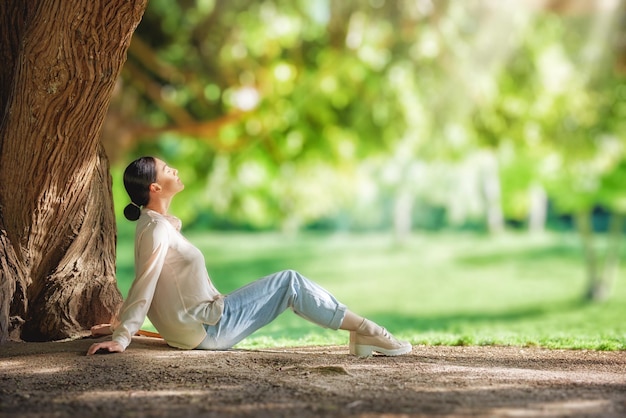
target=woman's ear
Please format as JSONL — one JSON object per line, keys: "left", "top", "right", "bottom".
{"left": 150, "top": 183, "right": 162, "bottom": 193}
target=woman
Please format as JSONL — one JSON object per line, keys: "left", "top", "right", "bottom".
{"left": 87, "top": 156, "right": 411, "bottom": 357}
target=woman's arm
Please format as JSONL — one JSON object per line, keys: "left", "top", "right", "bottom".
{"left": 87, "top": 220, "right": 170, "bottom": 355}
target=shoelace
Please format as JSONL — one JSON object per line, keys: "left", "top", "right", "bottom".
{"left": 380, "top": 328, "right": 397, "bottom": 342}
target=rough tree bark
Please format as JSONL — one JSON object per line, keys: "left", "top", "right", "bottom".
{"left": 0, "top": 0, "right": 147, "bottom": 342}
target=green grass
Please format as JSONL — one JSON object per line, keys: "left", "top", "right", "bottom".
{"left": 115, "top": 226, "right": 626, "bottom": 351}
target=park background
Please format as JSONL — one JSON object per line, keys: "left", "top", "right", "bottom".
{"left": 103, "top": 0, "right": 626, "bottom": 350}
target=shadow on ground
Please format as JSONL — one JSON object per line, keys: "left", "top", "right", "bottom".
{"left": 1, "top": 337, "right": 625, "bottom": 417}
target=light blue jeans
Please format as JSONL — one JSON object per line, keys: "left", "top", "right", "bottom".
{"left": 196, "top": 269, "right": 347, "bottom": 350}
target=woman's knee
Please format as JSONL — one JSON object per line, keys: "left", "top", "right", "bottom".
{"left": 278, "top": 269, "right": 302, "bottom": 285}
{"left": 272, "top": 269, "right": 306, "bottom": 301}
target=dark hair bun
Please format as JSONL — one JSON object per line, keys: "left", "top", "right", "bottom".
{"left": 124, "top": 203, "right": 141, "bottom": 221}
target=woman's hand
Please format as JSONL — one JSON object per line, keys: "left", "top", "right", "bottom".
{"left": 86, "top": 341, "right": 125, "bottom": 356}
{"left": 90, "top": 323, "right": 113, "bottom": 337}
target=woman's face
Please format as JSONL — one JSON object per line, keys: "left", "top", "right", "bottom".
{"left": 153, "top": 158, "right": 184, "bottom": 196}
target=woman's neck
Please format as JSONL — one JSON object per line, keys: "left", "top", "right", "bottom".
{"left": 145, "top": 198, "right": 171, "bottom": 215}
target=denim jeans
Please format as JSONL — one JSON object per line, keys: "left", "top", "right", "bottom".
{"left": 196, "top": 269, "right": 347, "bottom": 350}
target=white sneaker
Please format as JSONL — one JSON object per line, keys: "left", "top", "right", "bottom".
{"left": 349, "top": 328, "right": 412, "bottom": 357}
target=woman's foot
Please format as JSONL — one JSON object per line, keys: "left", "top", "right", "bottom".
{"left": 349, "top": 319, "right": 412, "bottom": 357}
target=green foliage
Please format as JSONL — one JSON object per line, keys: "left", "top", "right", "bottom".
{"left": 110, "top": 1, "right": 626, "bottom": 232}
{"left": 115, "top": 226, "right": 626, "bottom": 350}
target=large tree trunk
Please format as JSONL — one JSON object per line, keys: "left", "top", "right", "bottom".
{"left": 0, "top": 0, "right": 147, "bottom": 342}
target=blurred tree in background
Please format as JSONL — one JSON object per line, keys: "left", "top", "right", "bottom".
{"left": 101, "top": 0, "right": 626, "bottom": 300}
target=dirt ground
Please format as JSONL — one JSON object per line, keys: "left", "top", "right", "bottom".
{"left": 1, "top": 336, "right": 625, "bottom": 418}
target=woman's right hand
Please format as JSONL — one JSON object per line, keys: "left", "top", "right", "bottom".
{"left": 86, "top": 341, "right": 125, "bottom": 356}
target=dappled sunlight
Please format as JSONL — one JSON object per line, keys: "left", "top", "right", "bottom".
{"left": 418, "top": 363, "right": 626, "bottom": 384}
{"left": 76, "top": 389, "right": 212, "bottom": 400}
{"left": 4, "top": 0, "right": 626, "bottom": 416}
{"left": 0, "top": 360, "right": 25, "bottom": 372}
{"left": 488, "top": 399, "right": 613, "bottom": 416}
{"left": 73, "top": 390, "right": 313, "bottom": 416}
{"left": 0, "top": 359, "right": 67, "bottom": 375}
{"left": 150, "top": 353, "right": 184, "bottom": 359}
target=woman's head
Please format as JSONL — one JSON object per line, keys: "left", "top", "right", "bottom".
{"left": 123, "top": 156, "right": 157, "bottom": 221}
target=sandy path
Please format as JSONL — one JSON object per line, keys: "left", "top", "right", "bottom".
{"left": 1, "top": 336, "right": 625, "bottom": 417}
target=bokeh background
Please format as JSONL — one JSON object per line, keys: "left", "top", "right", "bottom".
{"left": 103, "top": 0, "right": 626, "bottom": 348}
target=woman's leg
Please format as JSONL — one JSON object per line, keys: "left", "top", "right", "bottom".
{"left": 196, "top": 269, "right": 347, "bottom": 350}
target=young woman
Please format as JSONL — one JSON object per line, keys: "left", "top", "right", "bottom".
{"left": 87, "top": 156, "right": 411, "bottom": 357}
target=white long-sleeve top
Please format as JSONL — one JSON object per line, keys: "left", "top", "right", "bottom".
{"left": 112, "top": 209, "right": 224, "bottom": 350}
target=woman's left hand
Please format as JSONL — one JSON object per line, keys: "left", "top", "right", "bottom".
{"left": 86, "top": 341, "right": 125, "bottom": 356}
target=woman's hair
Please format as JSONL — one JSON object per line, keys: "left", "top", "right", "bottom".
{"left": 123, "top": 156, "right": 157, "bottom": 221}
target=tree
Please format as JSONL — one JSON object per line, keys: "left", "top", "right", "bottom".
{"left": 0, "top": 0, "right": 147, "bottom": 342}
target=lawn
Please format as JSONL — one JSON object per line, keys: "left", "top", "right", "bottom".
{"left": 114, "top": 226, "right": 626, "bottom": 351}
